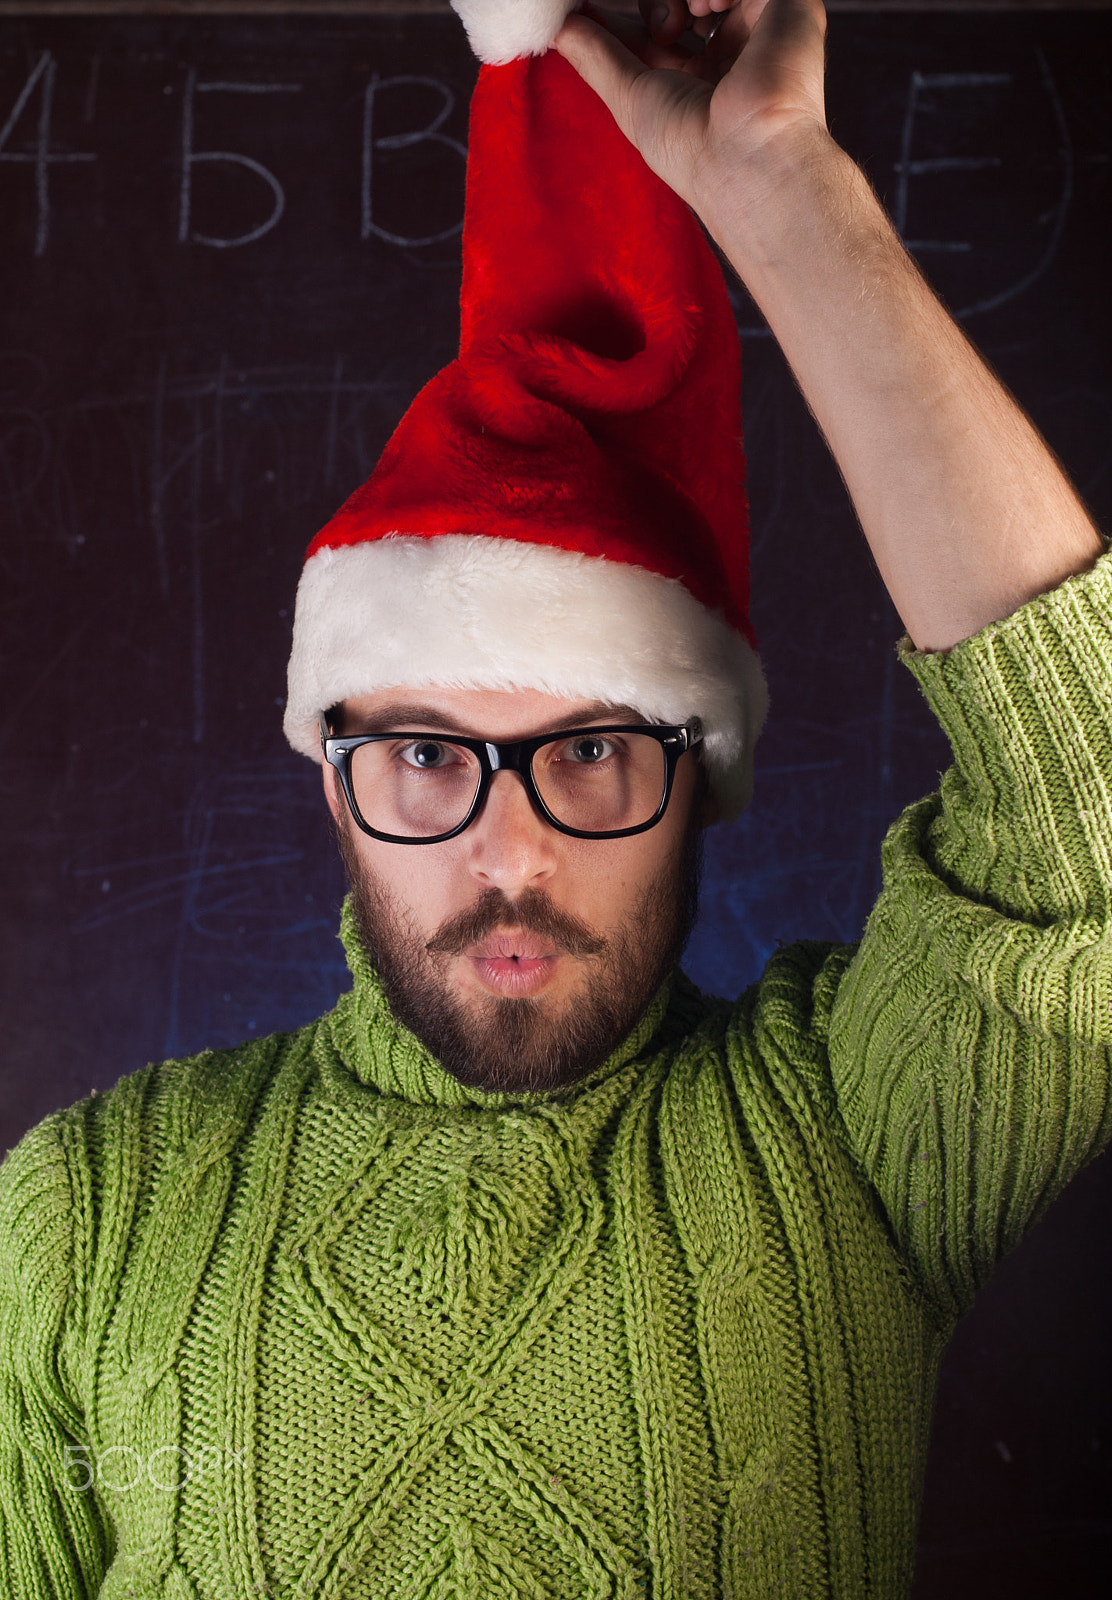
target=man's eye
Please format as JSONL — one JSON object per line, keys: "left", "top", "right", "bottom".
{"left": 399, "top": 740, "right": 457, "bottom": 769}
{"left": 565, "top": 736, "right": 616, "bottom": 764}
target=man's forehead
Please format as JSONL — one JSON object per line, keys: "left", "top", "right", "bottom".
{"left": 336, "top": 687, "right": 646, "bottom": 739}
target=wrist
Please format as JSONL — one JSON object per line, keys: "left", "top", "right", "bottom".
{"left": 691, "top": 122, "right": 869, "bottom": 280}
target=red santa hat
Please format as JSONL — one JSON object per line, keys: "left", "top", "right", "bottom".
{"left": 284, "top": 2, "right": 767, "bottom": 815}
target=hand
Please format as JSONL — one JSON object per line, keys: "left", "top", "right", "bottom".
{"left": 554, "top": 0, "right": 829, "bottom": 214}
{"left": 563, "top": 0, "right": 1101, "bottom": 648}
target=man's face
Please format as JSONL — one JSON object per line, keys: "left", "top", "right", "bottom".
{"left": 323, "top": 687, "right": 704, "bottom": 1095}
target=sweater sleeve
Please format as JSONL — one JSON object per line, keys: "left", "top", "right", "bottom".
{"left": 827, "top": 549, "right": 1112, "bottom": 1318}
{"left": 0, "top": 1110, "right": 113, "bottom": 1596}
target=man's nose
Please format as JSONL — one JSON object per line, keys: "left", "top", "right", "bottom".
{"left": 465, "top": 770, "right": 558, "bottom": 891}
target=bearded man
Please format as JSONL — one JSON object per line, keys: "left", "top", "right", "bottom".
{"left": 1, "top": 2, "right": 1108, "bottom": 1597}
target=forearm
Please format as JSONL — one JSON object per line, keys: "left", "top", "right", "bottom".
{"left": 694, "top": 125, "right": 1103, "bottom": 650}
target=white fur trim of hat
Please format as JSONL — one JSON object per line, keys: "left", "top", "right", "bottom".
{"left": 283, "top": 535, "right": 768, "bottom": 818}
{"left": 451, "top": 0, "right": 580, "bottom": 64}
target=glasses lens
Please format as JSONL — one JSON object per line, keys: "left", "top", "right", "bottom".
{"left": 348, "top": 738, "right": 482, "bottom": 839}
{"left": 531, "top": 731, "right": 667, "bottom": 834}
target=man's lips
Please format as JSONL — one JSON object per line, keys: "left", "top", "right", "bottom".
{"left": 465, "top": 931, "right": 562, "bottom": 997}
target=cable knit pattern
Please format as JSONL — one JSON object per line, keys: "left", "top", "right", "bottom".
{"left": 3, "top": 553, "right": 1112, "bottom": 1598}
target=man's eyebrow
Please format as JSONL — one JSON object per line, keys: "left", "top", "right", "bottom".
{"left": 336, "top": 701, "right": 648, "bottom": 737}
{"left": 339, "top": 703, "right": 475, "bottom": 735}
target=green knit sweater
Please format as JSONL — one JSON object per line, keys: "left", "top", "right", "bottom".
{"left": 4, "top": 556, "right": 1112, "bottom": 1600}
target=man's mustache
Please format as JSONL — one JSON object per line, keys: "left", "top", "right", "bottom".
{"left": 425, "top": 887, "right": 606, "bottom": 959}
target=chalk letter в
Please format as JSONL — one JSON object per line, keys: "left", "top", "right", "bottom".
{"left": 362, "top": 74, "right": 466, "bottom": 248}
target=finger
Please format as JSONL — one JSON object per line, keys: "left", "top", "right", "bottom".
{"left": 684, "top": 2, "right": 749, "bottom": 67}
{"left": 690, "top": 3, "right": 750, "bottom": 83}
{"left": 583, "top": 2, "right": 693, "bottom": 69}
{"left": 638, "top": 0, "right": 689, "bottom": 47}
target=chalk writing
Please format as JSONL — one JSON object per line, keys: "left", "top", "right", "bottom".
{"left": 361, "top": 72, "right": 467, "bottom": 247}
{"left": 179, "top": 72, "right": 303, "bottom": 249}
{"left": 893, "top": 71, "right": 1014, "bottom": 252}
{"left": 67, "top": 761, "right": 347, "bottom": 1059}
{"left": 0, "top": 53, "right": 467, "bottom": 252}
{"left": 892, "top": 54, "right": 1073, "bottom": 319}
{"left": 958, "top": 49, "right": 1073, "bottom": 318}
{"left": 0, "top": 50, "right": 95, "bottom": 256}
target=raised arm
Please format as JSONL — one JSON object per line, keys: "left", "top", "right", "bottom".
{"left": 555, "top": 0, "right": 1103, "bottom": 650}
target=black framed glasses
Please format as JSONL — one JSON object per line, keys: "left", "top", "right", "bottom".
{"left": 320, "top": 713, "right": 704, "bottom": 844}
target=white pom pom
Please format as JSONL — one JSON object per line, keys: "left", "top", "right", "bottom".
{"left": 450, "top": 0, "right": 579, "bottom": 65}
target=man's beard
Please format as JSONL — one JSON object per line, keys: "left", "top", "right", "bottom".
{"left": 335, "top": 809, "right": 702, "bottom": 1096}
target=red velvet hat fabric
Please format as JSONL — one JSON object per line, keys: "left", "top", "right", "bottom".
{"left": 305, "top": 47, "right": 754, "bottom": 646}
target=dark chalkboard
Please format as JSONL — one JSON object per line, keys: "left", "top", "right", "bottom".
{"left": 0, "top": 8, "right": 1109, "bottom": 1595}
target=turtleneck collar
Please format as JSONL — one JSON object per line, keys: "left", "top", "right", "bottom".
{"left": 314, "top": 896, "right": 687, "bottom": 1113}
